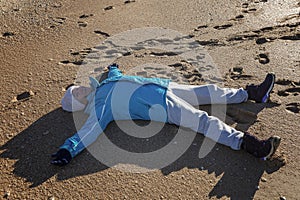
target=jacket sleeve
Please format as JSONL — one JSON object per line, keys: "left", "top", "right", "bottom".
{"left": 59, "top": 109, "right": 106, "bottom": 158}
{"left": 108, "top": 66, "right": 123, "bottom": 78}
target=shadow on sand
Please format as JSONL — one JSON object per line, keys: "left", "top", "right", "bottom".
{"left": 0, "top": 101, "right": 284, "bottom": 199}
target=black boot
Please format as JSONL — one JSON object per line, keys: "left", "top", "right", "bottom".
{"left": 246, "top": 73, "right": 275, "bottom": 103}
{"left": 241, "top": 132, "right": 281, "bottom": 160}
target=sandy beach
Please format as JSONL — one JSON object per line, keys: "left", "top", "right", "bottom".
{"left": 0, "top": 0, "right": 299, "bottom": 199}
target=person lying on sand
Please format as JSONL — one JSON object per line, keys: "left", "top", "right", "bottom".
{"left": 51, "top": 63, "right": 281, "bottom": 166}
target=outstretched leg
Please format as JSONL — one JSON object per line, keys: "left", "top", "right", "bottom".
{"left": 166, "top": 91, "right": 244, "bottom": 150}
{"left": 168, "top": 73, "right": 276, "bottom": 105}
{"left": 168, "top": 82, "right": 248, "bottom": 106}
{"left": 165, "top": 91, "right": 280, "bottom": 159}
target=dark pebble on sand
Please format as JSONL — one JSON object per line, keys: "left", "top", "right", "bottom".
{"left": 16, "top": 91, "right": 35, "bottom": 101}
{"left": 2, "top": 32, "right": 15, "bottom": 37}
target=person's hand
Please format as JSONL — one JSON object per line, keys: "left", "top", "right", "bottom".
{"left": 108, "top": 63, "right": 119, "bottom": 69}
{"left": 51, "top": 149, "right": 72, "bottom": 166}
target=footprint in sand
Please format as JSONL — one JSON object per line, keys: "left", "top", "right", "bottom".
{"left": 258, "top": 53, "right": 270, "bottom": 64}
{"left": 213, "top": 24, "right": 233, "bottom": 30}
{"left": 286, "top": 103, "right": 300, "bottom": 114}
{"left": 276, "top": 78, "right": 300, "bottom": 97}
{"left": 240, "top": 0, "right": 261, "bottom": 14}
{"left": 227, "top": 67, "right": 253, "bottom": 80}
{"left": 115, "top": 60, "right": 206, "bottom": 85}
{"left": 275, "top": 80, "right": 300, "bottom": 114}
{"left": 60, "top": 48, "right": 94, "bottom": 66}
{"left": 49, "top": 17, "right": 66, "bottom": 28}
{"left": 79, "top": 14, "right": 93, "bottom": 19}
{"left": 52, "top": 17, "right": 66, "bottom": 24}
{"left": 94, "top": 30, "right": 110, "bottom": 37}
{"left": 194, "top": 25, "right": 208, "bottom": 31}
{"left": 197, "top": 39, "right": 221, "bottom": 46}
{"left": 124, "top": 0, "right": 136, "bottom": 4}
{"left": 59, "top": 60, "right": 86, "bottom": 65}
{"left": 242, "top": 8, "right": 256, "bottom": 13}
{"left": 149, "top": 51, "right": 178, "bottom": 57}
{"left": 277, "top": 87, "right": 300, "bottom": 97}
{"left": 279, "top": 34, "right": 300, "bottom": 41}
{"left": 77, "top": 14, "right": 93, "bottom": 27}
{"left": 234, "top": 14, "right": 245, "bottom": 20}
{"left": 78, "top": 21, "right": 88, "bottom": 27}
{"left": 70, "top": 48, "right": 94, "bottom": 57}
{"left": 241, "top": 3, "right": 249, "bottom": 9}
{"left": 104, "top": 6, "right": 114, "bottom": 11}
{"left": 276, "top": 79, "right": 300, "bottom": 86}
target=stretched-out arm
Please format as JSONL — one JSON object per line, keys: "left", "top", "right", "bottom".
{"left": 52, "top": 63, "right": 120, "bottom": 166}
{"left": 51, "top": 109, "right": 107, "bottom": 166}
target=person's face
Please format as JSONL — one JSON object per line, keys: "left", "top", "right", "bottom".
{"left": 72, "top": 86, "right": 92, "bottom": 105}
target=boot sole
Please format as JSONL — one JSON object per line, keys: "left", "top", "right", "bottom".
{"left": 262, "top": 73, "right": 275, "bottom": 103}
{"left": 265, "top": 136, "right": 281, "bottom": 160}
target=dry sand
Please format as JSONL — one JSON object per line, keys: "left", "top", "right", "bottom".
{"left": 0, "top": 0, "right": 299, "bottom": 199}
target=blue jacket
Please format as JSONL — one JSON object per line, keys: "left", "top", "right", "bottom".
{"left": 60, "top": 66, "right": 171, "bottom": 158}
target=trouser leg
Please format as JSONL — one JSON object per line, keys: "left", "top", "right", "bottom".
{"left": 168, "top": 82, "right": 248, "bottom": 106}
{"left": 166, "top": 91, "right": 244, "bottom": 150}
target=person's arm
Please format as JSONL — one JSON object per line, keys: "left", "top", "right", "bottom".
{"left": 51, "top": 109, "right": 106, "bottom": 166}
{"left": 107, "top": 63, "right": 123, "bottom": 78}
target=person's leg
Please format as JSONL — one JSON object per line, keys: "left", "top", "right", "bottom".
{"left": 166, "top": 91, "right": 244, "bottom": 150}
{"left": 165, "top": 91, "right": 281, "bottom": 159}
{"left": 168, "top": 82, "right": 248, "bottom": 106}
{"left": 168, "top": 73, "right": 276, "bottom": 105}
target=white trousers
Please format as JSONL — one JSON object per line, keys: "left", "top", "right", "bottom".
{"left": 166, "top": 82, "right": 249, "bottom": 150}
